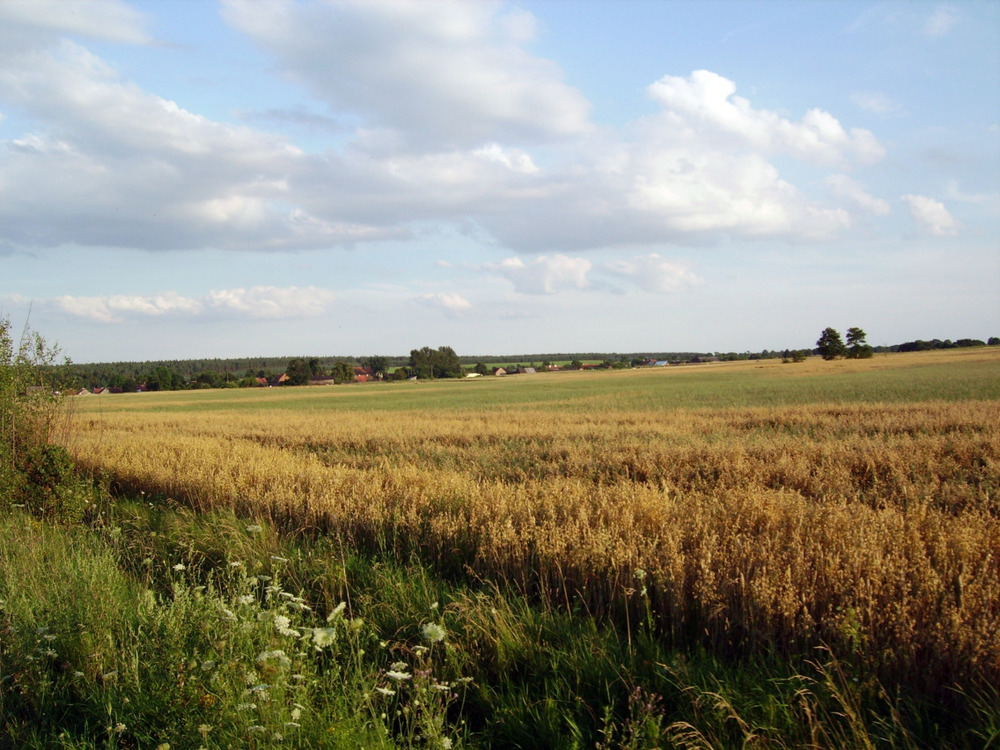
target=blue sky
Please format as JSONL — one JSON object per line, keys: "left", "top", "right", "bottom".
{"left": 2, "top": 0, "right": 997, "bottom": 362}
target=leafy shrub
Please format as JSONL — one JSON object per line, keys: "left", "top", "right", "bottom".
{"left": 1, "top": 316, "right": 79, "bottom": 520}
{"left": 15, "top": 444, "right": 90, "bottom": 522}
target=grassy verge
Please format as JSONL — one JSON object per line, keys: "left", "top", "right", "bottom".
{"left": 2, "top": 493, "right": 996, "bottom": 748}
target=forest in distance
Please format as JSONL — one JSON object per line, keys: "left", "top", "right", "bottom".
{"left": 53, "top": 332, "right": 999, "bottom": 394}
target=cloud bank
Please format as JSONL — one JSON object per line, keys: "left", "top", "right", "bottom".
{"left": 53, "top": 286, "right": 337, "bottom": 323}
{"left": 0, "top": 0, "right": 896, "bottom": 262}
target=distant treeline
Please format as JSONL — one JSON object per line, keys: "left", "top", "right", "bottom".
{"left": 52, "top": 337, "right": 997, "bottom": 392}
{"left": 891, "top": 337, "right": 997, "bottom": 352}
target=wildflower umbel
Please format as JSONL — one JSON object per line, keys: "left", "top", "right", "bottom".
{"left": 422, "top": 622, "right": 447, "bottom": 644}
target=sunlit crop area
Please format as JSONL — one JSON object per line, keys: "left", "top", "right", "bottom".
{"left": 66, "top": 348, "right": 1000, "bottom": 707}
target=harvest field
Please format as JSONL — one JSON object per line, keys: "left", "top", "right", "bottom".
{"left": 7, "top": 347, "right": 998, "bottom": 747}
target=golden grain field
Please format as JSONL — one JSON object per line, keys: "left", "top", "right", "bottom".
{"left": 65, "top": 351, "right": 1000, "bottom": 696}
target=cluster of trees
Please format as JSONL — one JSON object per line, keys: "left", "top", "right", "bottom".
{"left": 407, "top": 346, "right": 464, "bottom": 379}
{"left": 815, "top": 327, "right": 874, "bottom": 361}
{"left": 894, "top": 337, "right": 997, "bottom": 352}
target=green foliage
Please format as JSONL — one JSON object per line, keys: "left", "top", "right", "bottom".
{"left": 1, "top": 316, "right": 81, "bottom": 521}
{"left": 332, "top": 360, "right": 356, "bottom": 384}
{"left": 816, "top": 327, "right": 848, "bottom": 360}
{"left": 846, "top": 327, "right": 874, "bottom": 359}
{"left": 284, "top": 357, "right": 312, "bottom": 385}
{"left": 362, "top": 355, "right": 390, "bottom": 379}
{"left": 14, "top": 444, "right": 91, "bottom": 522}
{"left": 409, "top": 346, "right": 464, "bottom": 379}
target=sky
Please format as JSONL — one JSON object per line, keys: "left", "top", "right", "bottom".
{"left": 1, "top": 0, "right": 998, "bottom": 363}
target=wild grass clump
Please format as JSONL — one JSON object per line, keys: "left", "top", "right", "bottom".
{"left": 0, "top": 504, "right": 479, "bottom": 748}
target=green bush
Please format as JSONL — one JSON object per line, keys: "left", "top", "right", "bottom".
{"left": 1, "top": 316, "right": 80, "bottom": 520}
{"left": 15, "top": 444, "right": 90, "bottom": 522}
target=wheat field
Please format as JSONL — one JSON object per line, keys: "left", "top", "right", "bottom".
{"left": 65, "top": 349, "right": 1000, "bottom": 698}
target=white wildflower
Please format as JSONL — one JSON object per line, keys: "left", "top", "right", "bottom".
{"left": 273, "top": 615, "right": 300, "bottom": 637}
{"left": 257, "top": 650, "right": 291, "bottom": 669}
{"left": 375, "top": 687, "right": 396, "bottom": 696}
{"left": 422, "top": 622, "right": 447, "bottom": 644}
{"left": 312, "top": 627, "right": 337, "bottom": 648}
{"left": 386, "top": 670, "right": 411, "bottom": 682}
{"left": 172, "top": 563, "right": 186, "bottom": 572}
{"left": 327, "top": 602, "right": 347, "bottom": 621}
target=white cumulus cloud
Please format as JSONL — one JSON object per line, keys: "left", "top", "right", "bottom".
{"left": 0, "top": 0, "right": 149, "bottom": 45}
{"left": 207, "top": 286, "right": 336, "bottom": 318}
{"left": 54, "top": 292, "right": 202, "bottom": 323}
{"left": 416, "top": 292, "right": 473, "bottom": 316}
{"left": 485, "top": 255, "right": 592, "bottom": 294}
{"left": 647, "top": 70, "right": 886, "bottom": 166}
{"left": 221, "top": 0, "right": 592, "bottom": 149}
{"left": 901, "top": 194, "right": 959, "bottom": 236}
{"left": 53, "top": 286, "right": 335, "bottom": 323}
{"left": 601, "top": 254, "right": 702, "bottom": 293}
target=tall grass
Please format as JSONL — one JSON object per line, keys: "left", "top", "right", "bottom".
{"left": 6, "top": 500, "right": 989, "bottom": 748}
{"left": 67, "top": 402, "right": 1000, "bottom": 697}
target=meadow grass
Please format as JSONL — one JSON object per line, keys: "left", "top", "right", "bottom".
{"left": 9, "top": 347, "right": 998, "bottom": 746}
{"left": 70, "top": 348, "right": 1000, "bottom": 416}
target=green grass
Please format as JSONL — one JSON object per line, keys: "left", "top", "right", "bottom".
{"left": 74, "top": 349, "right": 1000, "bottom": 417}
